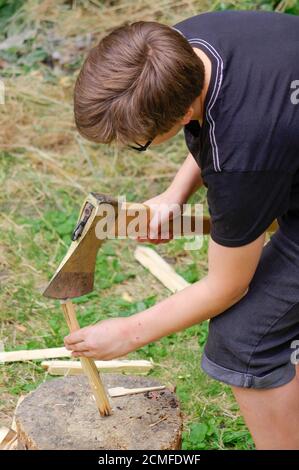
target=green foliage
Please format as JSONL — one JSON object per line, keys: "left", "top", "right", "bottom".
{"left": 182, "top": 417, "right": 254, "bottom": 450}
{"left": 177, "top": 262, "right": 200, "bottom": 283}
{"left": 187, "top": 423, "right": 209, "bottom": 448}
{"left": 0, "top": 0, "right": 24, "bottom": 30}
{"left": 17, "top": 47, "right": 48, "bottom": 68}
{"left": 284, "top": 0, "right": 299, "bottom": 14}
{"left": 215, "top": 0, "right": 299, "bottom": 13}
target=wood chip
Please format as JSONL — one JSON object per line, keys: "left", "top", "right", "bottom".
{"left": 108, "top": 385, "right": 165, "bottom": 398}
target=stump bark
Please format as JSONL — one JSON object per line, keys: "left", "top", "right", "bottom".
{"left": 15, "top": 374, "right": 182, "bottom": 450}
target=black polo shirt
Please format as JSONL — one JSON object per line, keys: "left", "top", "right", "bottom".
{"left": 174, "top": 11, "right": 299, "bottom": 247}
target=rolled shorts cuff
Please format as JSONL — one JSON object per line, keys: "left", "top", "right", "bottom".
{"left": 201, "top": 352, "right": 296, "bottom": 389}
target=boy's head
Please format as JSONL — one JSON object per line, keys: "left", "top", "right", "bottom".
{"left": 74, "top": 21, "right": 204, "bottom": 148}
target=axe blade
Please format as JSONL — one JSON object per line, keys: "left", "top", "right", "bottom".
{"left": 42, "top": 193, "right": 118, "bottom": 300}
{"left": 42, "top": 271, "right": 95, "bottom": 299}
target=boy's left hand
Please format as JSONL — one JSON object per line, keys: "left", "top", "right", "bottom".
{"left": 64, "top": 317, "right": 135, "bottom": 360}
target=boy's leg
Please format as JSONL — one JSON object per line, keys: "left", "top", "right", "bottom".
{"left": 201, "top": 232, "right": 299, "bottom": 449}
{"left": 232, "top": 377, "right": 299, "bottom": 450}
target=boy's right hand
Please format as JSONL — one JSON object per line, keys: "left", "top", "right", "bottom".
{"left": 137, "top": 187, "right": 187, "bottom": 244}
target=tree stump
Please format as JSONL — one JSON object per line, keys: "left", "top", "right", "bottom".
{"left": 15, "top": 374, "right": 182, "bottom": 450}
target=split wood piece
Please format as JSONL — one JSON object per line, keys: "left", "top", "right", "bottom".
{"left": 0, "top": 427, "right": 10, "bottom": 443}
{"left": 0, "top": 347, "right": 71, "bottom": 363}
{"left": 0, "top": 396, "right": 25, "bottom": 450}
{"left": 134, "top": 245, "right": 190, "bottom": 293}
{"left": 11, "top": 396, "right": 25, "bottom": 433}
{"left": 61, "top": 300, "right": 112, "bottom": 417}
{"left": 0, "top": 427, "right": 17, "bottom": 450}
{"left": 42, "top": 358, "right": 154, "bottom": 376}
{"left": 0, "top": 348, "right": 154, "bottom": 375}
{"left": 108, "top": 385, "right": 165, "bottom": 398}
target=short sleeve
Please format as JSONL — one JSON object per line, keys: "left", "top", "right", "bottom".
{"left": 204, "top": 171, "right": 292, "bottom": 247}
{"left": 184, "top": 121, "right": 201, "bottom": 165}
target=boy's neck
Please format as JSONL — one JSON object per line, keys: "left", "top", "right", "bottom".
{"left": 192, "top": 47, "right": 212, "bottom": 124}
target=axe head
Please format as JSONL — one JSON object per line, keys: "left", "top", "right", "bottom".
{"left": 42, "top": 193, "right": 118, "bottom": 299}
{"left": 43, "top": 271, "right": 95, "bottom": 300}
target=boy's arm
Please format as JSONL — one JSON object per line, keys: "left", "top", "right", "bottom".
{"left": 65, "top": 232, "right": 265, "bottom": 360}
{"left": 128, "top": 233, "right": 265, "bottom": 347}
{"left": 137, "top": 152, "right": 203, "bottom": 244}
{"left": 168, "top": 152, "right": 203, "bottom": 202}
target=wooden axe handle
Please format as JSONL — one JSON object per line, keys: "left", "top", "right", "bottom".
{"left": 119, "top": 202, "right": 208, "bottom": 236}
{"left": 121, "top": 202, "right": 278, "bottom": 236}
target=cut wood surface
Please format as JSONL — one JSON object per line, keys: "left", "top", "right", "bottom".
{"left": 0, "top": 346, "right": 71, "bottom": 363}
{"left": 42, "top": 359, "right": 154, "bottom": 375}
{"left": 134, "top": 245, "right": 190, "bottom": 293}
{"left": 15, "top": 374, "right": 182, "bottom": 450}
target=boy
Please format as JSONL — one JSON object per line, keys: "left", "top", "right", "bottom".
{"left": 65, "top": 10, "right": 299, "bottom": 449}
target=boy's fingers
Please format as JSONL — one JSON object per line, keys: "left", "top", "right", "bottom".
{"left": 68, "top": 341, "right": 88, "bottom": 352}
{"left": 72, "top": 351, "right": 94, "bottom": 358}
{"left": 64, "top": 330, "right": 85, "bottom": 345}
{"left": 64, "top": 340, "right": 85, "bottom": 350}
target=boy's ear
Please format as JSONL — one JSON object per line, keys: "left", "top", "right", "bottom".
{"left": 180, "top": 106, "right": 194, "bottom": 125}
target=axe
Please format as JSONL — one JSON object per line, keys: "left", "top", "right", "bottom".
{"left": 43, "top": 192, "right": 211, "bottom": 300}
{"left": 43, "top": 192, "right": 278, "bottom": 416}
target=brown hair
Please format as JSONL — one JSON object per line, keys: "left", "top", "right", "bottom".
{"left": 74, "top": 21, "right": 204, "bottom": 145}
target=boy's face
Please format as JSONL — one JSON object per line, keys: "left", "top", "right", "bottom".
{"left": 151, "top": 121, "right": 184, "bottom": 145}
{"left": 131, "top": 105, "right": 195, "bottom": 150}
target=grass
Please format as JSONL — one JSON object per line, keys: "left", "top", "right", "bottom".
{"left": 0, "top": 0, "right": 297, "bottom": 450}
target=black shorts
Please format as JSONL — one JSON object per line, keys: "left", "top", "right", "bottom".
{"left": 202, "top": 229, "right": 299, "bottom": 389}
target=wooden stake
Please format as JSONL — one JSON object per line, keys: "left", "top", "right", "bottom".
{"left": 61, "top": 300, "right": 112, "bottom": 417}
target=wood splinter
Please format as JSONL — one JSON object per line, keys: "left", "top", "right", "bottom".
{"left": 60, "top": 300, "right": 112, "bottom": 417}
